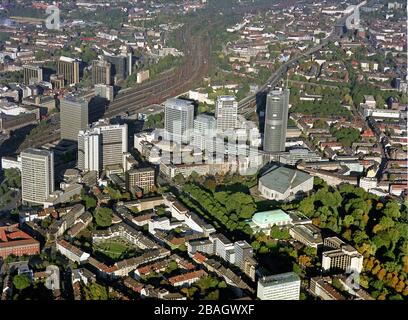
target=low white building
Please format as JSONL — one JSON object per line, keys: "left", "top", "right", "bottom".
{"left": 1, "top": 156, "right": 21, "bottom": 171}
{"left": 359, "top": 177, "right": 378, "bottom": 192}
{"left": 56, "top": 239, "right": 90, "bottom": 264}
{"left": 249, "top": 209, "right": 293, "bottom": 232}
{"left": 148, "top": 216, "right": 172, "bottom": 235}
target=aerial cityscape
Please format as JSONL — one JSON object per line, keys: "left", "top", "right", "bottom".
{"left": 0, "top": 0, "right": 407, "bottom": 304}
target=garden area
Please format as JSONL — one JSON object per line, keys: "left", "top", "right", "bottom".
{"left": 93, "top": 238, "right": 139, "bottom": 262}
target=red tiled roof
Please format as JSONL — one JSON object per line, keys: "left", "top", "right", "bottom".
{"left": 0, "top": 229, "right": 6, "bottom": 242}
{"left": 0, "top": 226, "right": 37, "bottom": 243}
{"left": 168, "top": 270, "right": 206, "bottom": 286}
{"left": 0, "top": 238, "right": 39, "bottom": 249}
{"left": 7, "top": 230, "right": 31, "bottom": 240}
{"left": 169, "top": 237, "right": 185, "bottom": 245}
{"left": 192, "top": 252, "right": 207, "bottom": 264}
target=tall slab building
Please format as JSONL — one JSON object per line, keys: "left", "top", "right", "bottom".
{"left": 60, "top": 95, "right": 89, "bottom": 142}
{"left": 57, "top": 56, "right": 80, "bottom": 85}
{"left": 21, "top": 148, "right": 54, "bottom": 205}
{"left": 164, "top": 98, "right": 194, "bottom": 144}
{"left": 23, "top": 65, "right": 43, "bottom": 85}
{"left": 215, "top": 95, "right": 238, "bottom": 132}
{"left": 78, "top": 119, "right": 128, "bottom": 172}
{"left": 263, "top": 89, "right": 290, "bottom": 153}
{"left": 92, "top": 60, "right": 112, "bottom": 85}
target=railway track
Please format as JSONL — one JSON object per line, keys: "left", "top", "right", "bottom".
{"left": 104, "top": 18, "right": 212, "bottom": 118}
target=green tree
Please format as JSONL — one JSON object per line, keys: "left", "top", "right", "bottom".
{"left": 82, "top": 194, "right": 97, "bottom": 210}
{"left": 203, "top": 177, "right": 217, "bottom": 193}
{"left": 83, "top": 283, "right": 108, "bottom": 300}
{"left": 378, "top": 216, "right": 395, "bottom": 231}
{"left": 94, "top": 207, "right": 113, "bottom": 227}
{"left": 81, "top": 46, "right": 97, "bottom": 64}
{"left": 270, "top": 225, "right": 290, "bottom": 240}
{"left": 330, "top": 127, "right": 361, "bottom": 148}
{"left": 3, "top": 168, "right": 21, "bottom": 188}
{"left": 174, "top": 173, "right": 185, "bottom": 185}
{"left": 204, "top": 290, "right": 219, "bottom": 300}
{"left": 313, "top": 119, "right": 328, "bottom": 129}
{"left": 298, "top": 197, "right": 315, "bottom": 216}
{"left": 13, "top": 275, "right": 31, "bottom": 291}
{"left": 343, "top": 215, "right": 354, "bottom": 228}
{"left": 165, "top": 261, "right": 178, "bottom": 274}
{"left": 375, "top": 94, "right": 385, "bottom": 108}
{"left": 383, "top": 201, "right": 401, "bottom": 220}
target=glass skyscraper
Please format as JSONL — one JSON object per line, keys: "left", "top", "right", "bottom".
{"left": 263, "top": 88, "right": 290, "bottom": 153}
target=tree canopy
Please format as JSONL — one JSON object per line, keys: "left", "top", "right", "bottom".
{"left": 94, "top": 207, "right": 113, "bottom": 228}
{"left": 83, "top": 282, "right": 108, "bottom": 300}
{"left": 13, "top": 275, "right": 31, "bottom": 291}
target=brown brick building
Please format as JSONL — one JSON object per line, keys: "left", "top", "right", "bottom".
{"left": 0, "top": 224, "right": 40, "bottom": 259}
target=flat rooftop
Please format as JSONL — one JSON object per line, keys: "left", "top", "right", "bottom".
{"left": 259, "top": 272, "right": 300, "bottom": 286}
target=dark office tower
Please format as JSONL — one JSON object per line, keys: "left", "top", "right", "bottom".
{"left": 91, "top": 60, "right": 112, "bottom": 85}
{"left": 57, "top": 56, "right": 80, "bottom": 85}
{"left": 60, "top": 94, "right": 89, "bottom": 142}
{"left": 263, "top": 88, "right": 290, "bottom": 153}
{"left": 23, "top": 65, "right": 43, "bottom": 85}
{"left": 104, "top": 54, "right": 127, "bottom": 83}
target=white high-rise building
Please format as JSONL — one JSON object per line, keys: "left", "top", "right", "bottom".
{"left": 164, "top": 98, "right": 195, "bottom": 144}
{"left": 257, "top": 272, "right": 301, "bottom": 300}
{"left": 21, "top": 148, "right": 54, "bottom": 205}
{"left": 78, "top": 131, "right": 100, "bottom": 172}
{"left": 192, "top": 114, "right": 216, "bottom": 152}
{"left": 77, "top": 120, "right": 128, "bottom": 172}
{"left": 215, "top": 96, "right": 238, "bottom": 132}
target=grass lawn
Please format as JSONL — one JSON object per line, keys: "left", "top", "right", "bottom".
{"left": 94, "top": 240, "right": 131, "bottom": 260}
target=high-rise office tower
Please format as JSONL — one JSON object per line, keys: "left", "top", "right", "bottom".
{"left": 91, "top": 60, "right": 112, "bottom": 85}
{"left": 263, "top": 88, "right": 289, "bottom": 153}
{"left": 77, "top": 130, "right": 100, "bottom": 172}
{"left": 104, "top": 54, "right": 127, "bottom": 83}
{"left": 57, "top": 56, "right": 80, "bottom": 85}
{"left": 215, "top": 96, "right": 238, "bottom": 132}
{"left": 60, "top": 95, "right": 89, "bottom": 142}
{"left": 77, "top": 119, "right": 128, "bottom": 171}
{"left": 192, "top": 114, "right": 216, "bottom": 152}
{"left": 21, "top": 148, "right": 54, "bottom": 205}
{"left": 23, "top": 65, "right": 43, "bottom": 85}
{"left": 257, "top": 272, "right": 301, "bottom": 300}
{"left": 164, "top": 98, "right": 194, "bottom": 144}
